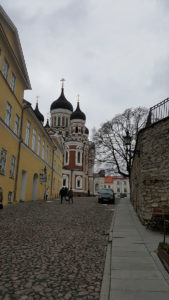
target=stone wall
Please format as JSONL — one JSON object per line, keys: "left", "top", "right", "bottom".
{"left": 130, "top": 117, "right": 169, "bottom": 224}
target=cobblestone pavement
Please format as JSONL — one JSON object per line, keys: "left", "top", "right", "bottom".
{"left": 0, "top": 197, "right": 114, "bottom": 300}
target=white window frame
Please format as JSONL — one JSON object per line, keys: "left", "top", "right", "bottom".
{"left": 5, "top": 102, "right": 12, "bottom": 127}
{"left": 10, "top": 155, "right": 16, "bottom": 178}
{"left": 10, "top": 72, "right": 16, "bottom": 92}
{"left": 14, "top": 114, "right": 20, "bottom": 136}
{"left": 64, "top": 150, "right": 69, "bottom": 165}
{"left": 37, "top": 135, "right": 41, "bottom": 155}
{"left": 25, "top": 121, "right": 31, "bottom": 146}
{"left": 32, "top": 129, "right": 36, "bottom": 151}
{"left": 0, "top": 148, "right": 7, "bottom": 175}
{"left": 76, "top": 176, "right": 82, "bottom": 189}
{"left": 42, "top": 141, "right": 45, "bottom": 160}
{"left": 46, "top": 145, "right": 49, "bottom": 163}
{"left": 2, "top": 59, "right": 9, "bottom": 79}
{"left": 76, "top": 150, "right": 82, "bottom": 166}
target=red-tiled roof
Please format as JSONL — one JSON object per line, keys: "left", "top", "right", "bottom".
{"left": 104, "top": 176, "right": 124, "bottom": 183}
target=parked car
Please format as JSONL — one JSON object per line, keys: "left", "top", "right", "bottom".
{"left": 98, "top": 189, "right": 115, "bottom": 204}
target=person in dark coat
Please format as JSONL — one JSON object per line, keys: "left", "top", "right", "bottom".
{"left": 68, "top": 189, "right": 73, "bottom": 204}
{"left": 59, "top": 187, "right": 65, "bottom": 204}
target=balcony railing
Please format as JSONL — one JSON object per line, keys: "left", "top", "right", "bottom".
{"left": 146, "top": 97, "right": 169, "bottom": 126}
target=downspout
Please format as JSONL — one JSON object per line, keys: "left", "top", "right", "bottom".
{"left": 50, "top": 148, "right": 54, "bottom": 199}
{"left": 13, "top": 103, "right": 31, "bottom": 202}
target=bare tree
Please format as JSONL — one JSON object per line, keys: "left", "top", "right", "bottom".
{"left": 93, "top": 107, "right": 148, "bottom": 177}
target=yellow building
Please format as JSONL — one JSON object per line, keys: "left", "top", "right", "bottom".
{"left": 0, "top": 6, "right": 63, "bottom": 205}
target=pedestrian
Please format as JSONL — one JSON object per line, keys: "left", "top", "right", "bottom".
{"left": 0, "top": 187, "right": 3, "bottom": 209}
{"left": 59, "top": 187, "right": 65, "bottom": 204}
{"left": 68, "top": 188, "right": 73, "bottom": 204}
{"left": 45, "top": 188, "right": 49, "bottom": 201}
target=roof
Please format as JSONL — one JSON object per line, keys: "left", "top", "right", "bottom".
{"left": 0, "top": 5, "right": 31, "bottom": 89}
{"left": 50, "top": 88, "right": 73, "bottom": 111}
{"left": 104, "top": 176, "right": 125, "bottom": 183}
{"left": 70, "top": 101, "right": 86, "bottom": 121}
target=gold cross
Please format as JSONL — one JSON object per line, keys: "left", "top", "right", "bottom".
{"left": 77, "top": 94, "right": 80, "bottom": 103}
{"left": 47, "top": 112, "right": 50, "bottom": 120}
{"left": 60, "top": 78, "right": 66, "bottom": 89}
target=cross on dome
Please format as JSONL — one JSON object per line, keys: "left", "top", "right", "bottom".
{"left": 36, "top": 96, "right": 39, "bottom": 104}
{"left": 77, "top": 94, "right": 80, "bottom": 104}
{"left": 60, "top": 78, "right": 66, "bottom": 89}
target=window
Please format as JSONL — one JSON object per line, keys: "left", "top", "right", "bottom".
{"left": 78, "top": 152, "right": 81, "bottom": 163}
{"left": 37, "top": 135, "right": 41, "bottom": 155}
{"left": 62, "top": 116, "right": 65, "bottom": 126}
{"left": 65, "top": 151, "right": 69, "bottom": 165}
{"left": 2, "top": 59, "right": 9, "bottom": 79}
{"left": 42, "top": 141, "right": 45, "bottom": 160}
{"left": 25, "top": 121, "right": 31, "bottom": 146}
{"left": 66, "top": 117, "right": 68, "bottom": 127}
{"left": 5, "top": 102, "right": 12, "bottom": 126}
{"left": 63, "top": 178, "right": 66, "bottom": 186}
{"left": 58, "top": 116, "right": 61, "bottom": 126}
{"left": 14, "top": 114, "right": 20, "bottom": 136}
{"left": 32, "top": 129, "right": 36, "bottom": 151}
{"left": 46, "top": 145, "right": 48, "bottom": 163}
{"left": 10, "top": 72, "right": 16, "bottom": 92}
{"left": 54, "top": 116, "right": 56, "bottom": 126}
{"left": 75, "top": 126, "right": 78, "bottom": 133}
{"left": 10, "top": 155, "right": 16, "bottom": 178}
{"left": 8, "top": 192, "right": 12, "bottom": 204}
{"left": 0, "top": 148, "right": 7, "bottom": 174}
{"left": 76, "top": 176, "right": 82, "bottom": 189}
{"left": 49, "top": 150, "right": 52, "bottom": 166}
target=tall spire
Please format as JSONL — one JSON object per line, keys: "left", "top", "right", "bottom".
{"left": 36, "top": 96, "right": 39, "bottom": 105}
{"left": 60, "top": 78, "right": 66, "bottom": 90}
{"left": 77, "top": 94, "right": 80, "bottom": 104}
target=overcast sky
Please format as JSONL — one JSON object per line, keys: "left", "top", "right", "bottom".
{"left": 2, "top": 0, "right": 169, "bottom": 136}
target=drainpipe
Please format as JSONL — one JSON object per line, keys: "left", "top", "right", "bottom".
{"left": 50, "top": 148, "right": 54, "bottom": 199}
{"left": 13, "top": 103, "right": 31, "bottom": 202}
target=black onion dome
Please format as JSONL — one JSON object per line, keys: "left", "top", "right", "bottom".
{"left": 44, "top": 119, "right": 50, "bottom": 128}
{"left": 70, "top": 102, "right": 86, "bottom": 121}
{"left": 85, "top": 127, "right": 89, "bottom": 134}
{"left": 50, "top": 88, "right": 73, "bottom": 111}
{"left": 34, "top": 103, "right": 44, "bottom": 123}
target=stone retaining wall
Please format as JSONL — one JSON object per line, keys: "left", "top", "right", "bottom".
{"left": 130, "top": 116, "right": 169, "bottom": 224}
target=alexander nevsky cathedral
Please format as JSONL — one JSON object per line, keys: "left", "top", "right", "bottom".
{"left": 45, "top": 80, "right": 95, "bottom": 196}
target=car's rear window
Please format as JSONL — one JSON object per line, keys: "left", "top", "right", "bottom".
{"left": 100, "top": 189, "right": 113, "bottom": 195}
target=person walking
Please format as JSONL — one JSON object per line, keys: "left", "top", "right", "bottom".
{"left": 68, "top": 188, "right": 73, "bottom": 204}
{"left": 0, "top": 187, "right": 3, "bottom": 209}
{"left": 59, "top": 187, "right": 65, "bottom": 204}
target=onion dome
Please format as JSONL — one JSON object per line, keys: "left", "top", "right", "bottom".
{"left": 44, "top": 119, "right": 50, "bottom": 128}
{"left": 34, "top": 102, "right": 44, "bottom": 124}
{"left": 70, "top": 101, "right": 86, "bottom": 121}
{"left": 50, "top": 88, "right": 73, "bottom": 112}
{"left": 85, "top": 127, "right": 89, "bottom": 134}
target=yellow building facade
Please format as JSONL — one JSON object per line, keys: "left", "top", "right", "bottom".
{"left": 0, "top": 6, "right": 63, "bottom": 206}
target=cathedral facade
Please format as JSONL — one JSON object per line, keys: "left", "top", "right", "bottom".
{"left": 47, "top": 82, "right": 95, "bottom": 196}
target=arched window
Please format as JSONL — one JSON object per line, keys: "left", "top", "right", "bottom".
{"left": 54, "top": 116, "right": 56, "bottom": 126}
{"left": 66, "top": 117, "right": 68, "bottom": 127}
{"left": 64, "top": 150, "right": 69, "bottom": 165}
{"left": 75, "top": 126, "right": 78, "bottom": 133}
{"left": 62, "top": 116, "right": 65, "bottom": 126}
{"left": 77, "top": 152, "right": 81, "bottom": 163}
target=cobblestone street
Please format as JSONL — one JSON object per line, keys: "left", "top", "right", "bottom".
{"left": 0, "top": 197, "right": 113, "bottom": 300}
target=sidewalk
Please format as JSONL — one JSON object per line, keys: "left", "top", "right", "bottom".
{"left": 100, "top": 198, "right": 169, "bottom": 300}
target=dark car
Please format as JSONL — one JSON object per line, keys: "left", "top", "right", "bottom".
{"left": 98, "top": 189, "right": 115, "bottom": 204}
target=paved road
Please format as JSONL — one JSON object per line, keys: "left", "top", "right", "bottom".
{"left": 0, "top": 197, "right": 114, "bottom": 300}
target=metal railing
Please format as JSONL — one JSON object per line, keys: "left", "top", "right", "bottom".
{"left": 146, "top": 97, "right": 169, "bottom": 126}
